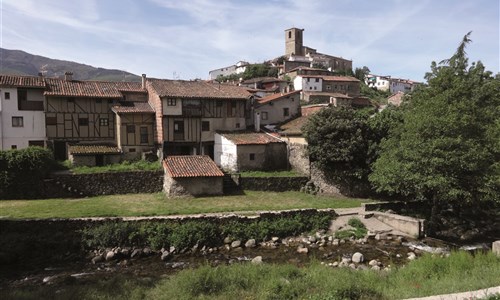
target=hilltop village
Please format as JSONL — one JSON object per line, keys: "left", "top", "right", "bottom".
{"left": 0, "top": 28, "right": 420, "bottom": 196}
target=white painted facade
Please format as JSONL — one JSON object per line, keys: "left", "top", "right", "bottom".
{"left": 389, "top": 79, "right": 413, "bottom": 93}
{"left": 209, "top": 61, "right": 249, "bottom": 80}
{"left": 214, "top": 133, "right": 238, "bottom": 172}
{"left": 293, "top": 76, "right": 323, "bottom": 92}
{"left": 0, "top": 87, "right": 46, "bottom": 150}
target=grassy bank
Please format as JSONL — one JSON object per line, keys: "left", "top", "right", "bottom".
{"left": 0, "top": 191, "right": 368, "bottom": 219}
{"left": 64, "top": 160, "right": 162, "bottom": 174}
{"left": 3, "top": 251, "right": 499, "bottom": 299}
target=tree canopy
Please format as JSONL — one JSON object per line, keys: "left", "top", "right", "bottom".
{"left": 369, "top": 32, "right": 500, "bottom": 204}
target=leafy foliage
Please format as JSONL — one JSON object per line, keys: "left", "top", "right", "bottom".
{"left": 369, "top": 32, "right": 500, "bottom": 204}
{"left": 0, "top": 147, "right": 56, "bottom": 199}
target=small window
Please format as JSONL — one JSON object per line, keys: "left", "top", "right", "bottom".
{"left": 167, "top": 99, "right": 176, "bottom": 106}
{"left": 127, "top": 125, "right": 135, "bottom": 133}
{"left": 202, "top": 121, "right": 210, "bottom": 132}
{"left": 249, "top": 153, "right": 255, "bottom": 160}
{"left": 78, "top": 118, "right": 89, "bottom": 126}
{"left": 315, "top": 78, "right": 319, "bottom": 82}
{"left": 140, "top": 127, "right": 148, "bottom": 143}
{"left": 283, "top": 108, "right": 289, "bottom": 117}
{"left": 236, "top": 123, "right": 240, "bottom": 129}
{"left": 326, "top": 85, "right": 331, "bottom": 90}
{"left": 261, "top": 112, "right": 268, "bottom": 120}
{"left": 99, "top": 118, "right": 109, "bottom": 126}
{"left": 129, "top": 148, "right": 136, "bottom": 152}
{"left": 4, "top": 92, "right": 10, "bottom": 100}
{"left": 11, "top": 145, "right": 17, "bottom": 150}
{"left": 12, "top": 116, "right": 23, "bottom": 127}
{"left": 46, "top": 116, "right": 57, "bottom": 125}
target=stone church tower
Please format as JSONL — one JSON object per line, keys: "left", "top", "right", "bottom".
{"left": 285, "top": 28, "right": 304, "bottom": 57}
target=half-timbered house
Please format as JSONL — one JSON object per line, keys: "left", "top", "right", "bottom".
{"left": 147, "top": 79, "right": 252, "bottom": 158}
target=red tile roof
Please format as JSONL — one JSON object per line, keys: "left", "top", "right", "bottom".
{"left": 44, "top": 78, "right": 124, "bottom": 98}
{"left": 305, "top": 92, "right": 352, "bottom": 99}
{"left": 148, "top": 79, "right": 251, "bottom": 100}
{"left": 279, "top": 116, "right": 310, "bottom": 135}
{"left": 219, "top": 131, "right": 284, "bottom": 145}
{"left": 69, "top": 144, "right": 121, "bottom": 155}
{"left": 0, "top": 75, "right": 46, "bottom": 88}
{"left": 163, "top": 155, "right": 224, "bottom": 178}
{"left": 113, "top": 82, "right": 146, "bottom": 93}
{"left": 257, "top": 90, "right": 301, "bottom": 104}
{"left": 112, "top": 102, "right": 154, "bottom": 114}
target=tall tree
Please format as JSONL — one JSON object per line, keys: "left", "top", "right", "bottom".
{"left": 369, "top": 33, "right": 500, "bottom": 233}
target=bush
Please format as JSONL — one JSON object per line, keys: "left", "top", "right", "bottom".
{"left": 81, "top": 222, "right": 139, "bottom": 248}
{"left": 0, "top": 147, "right": 55, "bottom": 199}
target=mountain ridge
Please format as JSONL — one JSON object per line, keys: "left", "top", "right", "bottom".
{"left": 0, "top": 48, "right": 141, "bottom": 82}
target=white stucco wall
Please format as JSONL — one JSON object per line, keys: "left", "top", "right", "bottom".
{"left": 294, "top": 76, "right": 322, "bottom": 92}
{"left": 214, "top": 133, "right": 238, "bottom": 172}
{"left": 0, "top": 87, "right": 46, "bottom": 150}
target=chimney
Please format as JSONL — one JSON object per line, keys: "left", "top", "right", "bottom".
{"left": 64, "top": 72, "right": 73, "bottom": 81}
{"left": 142, "top": 74, "right": 146, "bottom": 89}
{"left": 254, "top": 112, "right": 261, "bottom": 132}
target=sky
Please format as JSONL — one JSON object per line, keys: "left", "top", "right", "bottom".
{"left": 0, "top": 0, "right": 498, "bottom": 82}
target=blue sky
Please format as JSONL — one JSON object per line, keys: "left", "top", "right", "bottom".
{"left": 1, "top": 0, "right": 498, "bottom": 81}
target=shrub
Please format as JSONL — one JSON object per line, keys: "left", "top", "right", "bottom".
{"left": 168, "top": 221, "right": 221, "bottom": 250}
{"left": 81, "top": 222, "right": 139, "bottom": 248}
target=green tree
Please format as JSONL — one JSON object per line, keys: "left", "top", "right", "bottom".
{"left": 369, "top": 32, "right": 500, "bottom": 233}
{"left": 354, "top": 66, "right": 370, "bottom": 81}
{"left": 302, "top": 107, "right": 373, "bottom": 195}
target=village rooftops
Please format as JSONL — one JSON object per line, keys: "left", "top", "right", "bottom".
{"left": 278, "top": 116, "right": 310, "bottom": 136}
{"left": 44, "top": 78, "right": 132, "bottom": 98}
{"left": 287, "top": 66, "right": 332, "bottom": 73}
{"left": 304, "top": 91, "right": 352, "bottom": 98}
{"left": 218, "top": 131, "right": 284, "bottom": 145}
{"left": 257, "top": 90, "right": 301, "bottom": 104}
{"left": 240, "top": 77, "right": 286, "bottom": 85}
{"left": 68, "top": 144, "right": 121, "bottom": 155}
{"left": 148, "top": 79, "right": 251, "bottom": 100}
{"left": 163, "top": 155, "right": 224, "bottom": 178}
{"left": 0, "top": 74, "right": 46, "bottom": 88}
{"left": 112, "top": 102, "right": 155, "bottom": 114}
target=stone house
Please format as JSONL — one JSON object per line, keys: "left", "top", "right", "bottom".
{"left": 0, "top": 75, "right": 46, "bottom": 150}
{"left": 68, "top": 144, "right": 121, "bottom": 167}
{"left": 163, "top": 155, "right": 224, "bottom": 197}
{"left": 255, "top": 90, "right": 301, "bottom": 125}
{"left": 214, "top": 131, "right": 287, "bottom": 172}
{"left": 146, "top": 78, "right": 252, "bottom": 159}
{"left": 387, "top": 91, "right": 405, "bottom": 106}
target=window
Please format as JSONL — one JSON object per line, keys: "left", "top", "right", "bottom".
{"left": 46, "top": 116, "right": 57, "bottom": 125}
{"left": 129, "top": 148, "right": 136, "bottom": 152}
{"left": 288, "top": 31, "right": 291, "bottom": 38}
{"left": 315, "top": 78, "right": 319, "bottom": 82}
{"left": 249, "top": 153, "right": 255, "bottom": 160}
{"left": 29, "top": 140, "right": 44, "bottom": 147}
{"left": 326, "top": 85, "right": 331, "bottom": 90}
{"left": 11, "top": 145, "right": 17, "bottom": 150}
{"left": 167, "top": 98, "right": 176, "bottom": 106}
{"left": 202, "top": 121, "right": 210, "bottom": 132}
{"left": 127, "top": 125, "right": 135, "bottom": 133}
{"left": 78, "top": 118, "right": 89, "bottom": 126}
{"left": 99, "top": 118, "right": 109, "bottom": 126}
{"left": 261, "top": 112, "right": 268, "bottom": 120}
{"left": 12, "top": 116, "right": 23, "bottom": 127}
{"left": 4, "top": 92, "right": 10, "bottom": 100}
{"left": 140, "top": 127, "right": 148, "bottom": 144}
{"left": 235, "top": 123, "right": 240, "bottom": 129}
{"left": 283, "top": 108, "right": 290, "bottom": 117}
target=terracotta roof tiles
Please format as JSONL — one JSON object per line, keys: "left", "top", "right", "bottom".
{"left": 300, "top": 75, "right": 360, "bottom": 82}
{"left": 148, "top": 79, "right": 251, "bottom": 100}
{"left": 257, "top": 90, "right": 301, "bottom": 104}
{"left": 112, "top": 102, "right": 154, "bottom": 114}
{"left": 219, "top": 131, "right": 284, "bottom": 145}
{"left": 69, "top": 145, "right": 121, "bottom": 155}
{"left": 163, "top": 155, "right": 224, "bottom": 178}
{"left": 44, "top": 78, "right": 124, "bottom": 98}
{"left": 0, "top": 75, "right": 46, "bottom": 88}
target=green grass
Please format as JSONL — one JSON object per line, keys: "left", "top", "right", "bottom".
{"left": 335, "top": 217, "right": 368, "bottom": 239}
{"left": 67, "top": 160, "right": 162, "bottom": 174}
{"left": 3, "top": 251, "right": 499, "bottom": 299}
{"left": 0, "top": 191, "right": 368, "bottom": 219}
{"left": 240, "top": 170, "right": 303, "bottom": 177}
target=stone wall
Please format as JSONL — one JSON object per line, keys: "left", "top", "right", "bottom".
{"left": 240, "top": 176, "right": 309, "bottom": 192}
{"left": 288, "top": 143, "right": 310, "bottom": 175}
{"left": 50, "top": 171, "right": 164, "bottom": 197}
{"left": 164, "top": 176, "right": 223, "bottom": 197}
